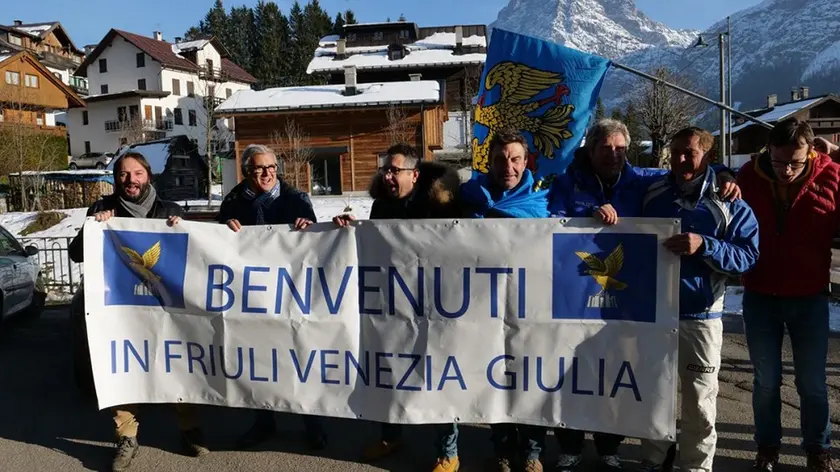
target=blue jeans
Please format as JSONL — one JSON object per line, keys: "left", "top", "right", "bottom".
{"left": 381, "top": 422, "right": 459, "bottom": 458}
{"left": 491, "top": 423, "right": 545, "bottom": 461}
{"left": 743, "top": 291, "right": 831, "bottom": 451}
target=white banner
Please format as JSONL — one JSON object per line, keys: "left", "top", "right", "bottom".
{"left": 83, "top": 217, "right": 680, "bottom": 441}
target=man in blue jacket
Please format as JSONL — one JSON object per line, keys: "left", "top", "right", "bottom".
{"left": 637, "top": 127, "right": 760, "bottom": 472}
{"left": 461, "top": 128, "right": 550, "bottom": 472}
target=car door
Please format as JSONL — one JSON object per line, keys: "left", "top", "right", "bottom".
{"left": 0, "top": 228, "right": 34, "bottom": 315}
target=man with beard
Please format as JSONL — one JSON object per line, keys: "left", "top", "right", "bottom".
{"left": 637, "top": 127, "right": 759, "bottom": 472}
{"left": 334, "top": 144, "right": 463, "bottom": 472}
{"left": 217, "top": 144, "right": 327, "bottom": 451}
{"left": 68, "top": 152, "right": 206, "bottom": 472}
{"left": 460, "top": 128, "right": 550, "bottom": 472}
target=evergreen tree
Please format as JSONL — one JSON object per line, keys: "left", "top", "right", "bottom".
{"left": 227, "top": 6, "right": 256, "bottom": 72}
{"left": 594, "top": 98, "right": 605, "bottom": 121}
{"left": 344, "top": 10, "right": 358, "bottom": 25}
{"left": 622, "top": 102, "right": 647, "bottom": 166}
{"left": 205, "top": 0, "right": 231, "bottom": 45}
{"left": 386, "top": 17, "right": 392, "bottom": 22}
{"left": 288, "top": 1, "right": 307, "bottom": 84}
{"left": 254, "top": 1, "right": 291, "bottom": 88}
{"left": 334, "top": 12, "right": 345, "bottom": 33}
{"left": 294, "top": 0, "right": 333, "bottom": 84}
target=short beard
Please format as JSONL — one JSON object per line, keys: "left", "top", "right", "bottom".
{"left": 121, "top": 182, "right": 149, "bottom": 202}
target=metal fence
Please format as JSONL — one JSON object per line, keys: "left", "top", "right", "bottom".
{"left": 18, "top": 236, "right": 82, "bottom": 295}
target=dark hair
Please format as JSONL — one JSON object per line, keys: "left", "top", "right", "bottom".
{"left": 672, "top": 126, "right": 715, "bottom": 153}
{"left": 407, "top": 161, "right": 463, "bottom": 218}
{"left": 113, "top": 152, "right": 152, "bottom": 192}
{"left": 768, "top": 118, "right": 814, "bottom": 148}
{"left": 386, "top": 143, "right": 419, "bottom": 167}
{"left": 489, "top": 128, "right": 528, "bottom": 157}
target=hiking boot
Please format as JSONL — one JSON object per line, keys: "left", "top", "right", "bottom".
{"left": 753, "top": 446, "right": 779, "bottom": 471}
{"left": 112, "top": 435, "right": 139, "bottom": 472}
{"left": 235, "top": 420, "right": 276, "bottom": 450}
{"left": 554, "top": 454, "right": 582, "bottom": 471}
{"left": 432, "top": 456, "right": 460, "bottom": 472}
{"left": 524, "top": 459, "right": 544, "bottom": 472}
{"left": 180, "top": 428, "right": 209, "bottom": 457}
{"left": 807, "top": 450, "right": 835, "bottom": 472}
{"left": 492, "top": 456, "right": 513, "bottom": 472}
{"left": 362, "top": 440, "right": 402, "bottom": 462}
{"left": 600, "top": 454, "right": 623, "bottom": 471}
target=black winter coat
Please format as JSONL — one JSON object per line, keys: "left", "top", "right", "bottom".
{"left": 68, "top": 194, "right": 184, "bottom": 263}
{"left": 367, "top": 161, "right": 463, "bottom": 220}
{"left": 216, "top": 181, "right": 316, "bottom": 226}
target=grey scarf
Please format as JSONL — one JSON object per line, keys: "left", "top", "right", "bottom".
{"left": 119, "top": 184, "right": 157, "bottom": 218}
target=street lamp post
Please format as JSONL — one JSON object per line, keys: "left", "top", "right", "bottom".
{"left": 695, "top": 24, "right": 731, "bottom": 167}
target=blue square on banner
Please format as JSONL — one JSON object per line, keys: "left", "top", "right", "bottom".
{"left": 102, "top": 230, "right": 189, "bottom": 308}
{"left": 552, "top": 233, "right": 657, "bottom": 322}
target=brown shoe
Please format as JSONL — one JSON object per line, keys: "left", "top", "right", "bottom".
{"left": 112, "top": 436, "right": 139, "bottom": 472}
{"left": 523, "top": 459, "right": 544, "bottom": 472}
{"left": 753, "top": 446, "right": 779, "bottom": 471}
{"left": 808, "top": 450, "right": 835, "bottom": 472}
{"left": 181, "top": 428, "right": 209, "bottom": 457}
{"left": 492, "top": 456, "right": 512, "bottom": 472}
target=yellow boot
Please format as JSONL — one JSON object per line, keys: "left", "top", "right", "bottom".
{"left": 432, "top": 456, "right": 460, "bottom": 472}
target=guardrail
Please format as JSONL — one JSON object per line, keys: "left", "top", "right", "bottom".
{"left": 18, "top": 236, "right": 81, "bottom": 295}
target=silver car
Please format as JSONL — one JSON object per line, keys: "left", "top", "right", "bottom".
{"left": 69, "top": 152, "right": 115, "bottom": 170}
{"left": 0, "top": 226, "right": 45, "bottom": 322}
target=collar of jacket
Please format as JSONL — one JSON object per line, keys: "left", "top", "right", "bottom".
{"left": 667, "top": 165, "right": 718, "bottom": 207}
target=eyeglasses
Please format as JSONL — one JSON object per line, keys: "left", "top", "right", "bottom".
{"left": 770, "top": 159, "right": 807, "bottom": 171}
{"left": 380, "top": 166, "right": 414, "bottom": 176}
{"left": 249, "top": 164, "right": 277, "bottom": 175}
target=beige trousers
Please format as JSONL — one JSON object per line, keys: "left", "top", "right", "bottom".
{"left": 113, "top": 403, "right": 200, "bottom": 438}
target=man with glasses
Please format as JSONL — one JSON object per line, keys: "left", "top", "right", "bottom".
{"left": 217, "top": 144, "right": 326, "bottom": 450}
{"left": 368, "top": 143, "right": 421, "bottom": 219}
{"left": 738, "top": 118, "right": 840, "bottom": 472}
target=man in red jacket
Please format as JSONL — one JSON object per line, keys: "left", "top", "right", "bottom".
{"left": 738, "top": 118, "right": 839, "bottom": 472}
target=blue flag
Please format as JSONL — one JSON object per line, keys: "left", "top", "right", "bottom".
{"left": 472, "top": 29, "right": 611, "bottom": 188}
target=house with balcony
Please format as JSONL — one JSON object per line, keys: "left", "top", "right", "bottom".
{"left": 65, "top": 29, "right": 256, "bottom": 158}
{"left": 308, "top": 21, "right": 486, "bottom": 164}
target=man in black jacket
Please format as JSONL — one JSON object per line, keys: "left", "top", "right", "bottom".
{"left": 68, "top": 152, "right": 207, "bottom": 472}
{"left": 220, "top": 144, "right": 327, "bottom": 451}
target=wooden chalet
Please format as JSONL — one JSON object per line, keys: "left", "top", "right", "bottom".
{"left": 216, "top": 70, "right": 448, "bottom": 195}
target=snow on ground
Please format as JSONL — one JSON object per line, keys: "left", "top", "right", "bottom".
{"left": 724, "top": 286, "right": 840, "bottom": 332}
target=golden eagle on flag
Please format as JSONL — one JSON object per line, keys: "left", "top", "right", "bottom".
{"left": 471, "top": 29, "right": 612, "bottom": 184}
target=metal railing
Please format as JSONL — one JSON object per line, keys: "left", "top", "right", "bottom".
{"left": 18, "top": 236, "right": 82, "bottom": 295}
{"left": 105, "top": 119, "right": 174, "bottom": 133}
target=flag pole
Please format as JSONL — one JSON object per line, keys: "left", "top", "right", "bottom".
{"left": 611, "top": 62, "right": 772, "bottom": 130}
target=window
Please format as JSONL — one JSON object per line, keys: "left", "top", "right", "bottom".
{"left": 399, "top": 30, "right": 409, "bottom": 39}
{"left": 208, "top": 85, "right": 215, "bottom": 98}
{"left": 99, "top": 58, "right": 107, "bottom": 73}
{"left": 137, "top": 79, "right": 146, "bottom": 90}
{"left": 206, "top": 59, "right": 214, "bottom": 71}
{"left": 136, "top": 52, "right": 145, "bottom": 68}
{"left": 117, "top": 106, "right": 127, "bottom": 122}
{"left": 188, "top": 109, "right": 197, "bottom": 126}
{"left": 174, "top": 108, "right": 183, "bottom": 125}
{"left": 52, "top": 72, "right": 62, "bottom": 80}
{"left": 100, "top": 84, "right": 109, "bottom": 94}
{"left": 226, "top": 88, "right": 232, "bottom": 99}
{"left": 82, "top": 110, "right": 88, "bottom": 125}
{"left": 347, "top": 33, "right": 357, "bottom": 41}
{"left": 187, "top": 81, "right": 194, "bottom": 97}
{"left": 172, "top": 79, "right": 181, "bottom": 95}
{"left": 9, "top": 35, "right": 21, "bottom": 46}
{"left": 5, "top": 71, "right": 20, "bottom": 85}
{"left": 129, "top": 105, "right": 139, "bottom": 121}
{"left": 84, "top": 141, "right": 91, "bottom": 154}
{"left": 388, "top": 49, "right": 404, "bottom": 60}
{"left": 374, "top": 31, "right": 384, "bottom": 40}
{"left": 25, "top": 74, "right": 38, "bottom": 88}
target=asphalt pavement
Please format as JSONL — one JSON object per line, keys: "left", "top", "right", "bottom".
{"left": 0, "top": 307, "right": 838, "bottom": 471}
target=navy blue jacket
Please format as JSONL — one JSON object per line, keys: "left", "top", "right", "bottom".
{"left": 217, "top": 180, "right": 316, "bottom": 226}
{"left": 642, "top": 167, "right": 760, "bottom": 319}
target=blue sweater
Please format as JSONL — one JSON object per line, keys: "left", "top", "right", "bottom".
{"left": 461, "top": 170, "right": 549, "bottom": 219}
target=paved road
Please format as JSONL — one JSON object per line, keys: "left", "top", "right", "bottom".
{"left": 0, "top": 307, "right": 839, "bottom": 472}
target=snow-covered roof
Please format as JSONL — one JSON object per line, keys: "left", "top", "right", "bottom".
{"left": 108, "top": 142, "right": 171, "bottom": 175}
{"left": 308, "top": 32, "right": 486, "bottom": 74}
{"left": 216, "top": 80, "right": 442, "bottom": 113}
{"left": 319, "top": 35, "right": 340, "bottom": 46}
{"left": 0, "top": 54, "right": 12, "bottom": 63}
{"left": 712, "top": 97, "right": 826, "bottom": 136}
{"left": 14, "top": 24, "right": 53, "bottom": 37}
{"left": 172, "top": 40, "right": 209, "bottom": 53}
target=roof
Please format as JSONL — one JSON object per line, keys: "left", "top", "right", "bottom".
{"left": 309, "top": 29, "right": 487, "bottom": 74}
{"left": 0, "top": 51, "right": 85, "bottom": 107}
{"left": 83, "top": 90, "right": 170, "bottom": 103}
{"left": 216, "top": 80, "right": 443, "bottom": 114}
{"left": 0, "top": 22, "right": 83, "bottom": 55}
{"left": 713, "top": 95, "right": 836, "bottom": 136}
{"left": 75, "top": 29, "right": 256, "bottom": 84}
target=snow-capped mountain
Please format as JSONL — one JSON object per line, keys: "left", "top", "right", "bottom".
{"left": 492, "top": 0, "right": 840, "bottom": 112}
{"left": 490, "top": 0, "right": 698, "bottom": 59}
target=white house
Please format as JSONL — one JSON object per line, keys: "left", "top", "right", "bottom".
{"left": 66, "top": 29, "right": 255, "bottom": 158}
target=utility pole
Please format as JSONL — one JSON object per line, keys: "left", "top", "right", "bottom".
{"left": 719, "top": 33, "right": 726, "bottom": 167}
{"left": 727, "top": 16, "right": 733, "bottom": 165}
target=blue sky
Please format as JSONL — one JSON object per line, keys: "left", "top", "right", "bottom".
{"left": 4, "top": 0, "right": 763, "bottom": 48}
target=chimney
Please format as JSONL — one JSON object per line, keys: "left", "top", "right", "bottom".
{"left": 13, "top": 20, "right": 22, "bottom": 27}
{"left": 791, "top": 87, "right": 800, "bottom": 101}
{"left": 344, "top": 65, "right": 357, "bottom": 96}
{"left": 455, "top": 25, "right": 463, "bottom": 46}
{"left": 153, "top": 31, "right": 162, "bottom": 41}
{"left": 174, "top": 36, "right": 182, "bottom": 44}
{"left": 409, "top": 73, "right": 422, "bottom": 81}
{"left": 336, "top": 38, "right": 346, "bottom": 59}
{"left": 767, "top": 94, "right": 778, "bottom": 108}
{"left": 801, "top": 86, "right": 810, "bottom": 99}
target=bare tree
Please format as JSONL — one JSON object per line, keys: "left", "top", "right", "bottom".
{"left": 185, "top": 74, "right": 233, "bottom": 204}
{"left": 271, "top": 119, "right": 313, "bottom": 191}
{"left": 385, "top": 104, "right": 417, "bottom": 146}
{"left": 631, "top": 68, "right": 703, "bottom": 167}
{"left": 456, "top": 65, "right": 481, "bottom": 166}
{"left": 117, "top": 117, "right": 148, "bottom": 147}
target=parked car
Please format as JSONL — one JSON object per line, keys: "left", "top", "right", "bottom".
{"left": 0, "top": 225, "right": 45, "bottom": 325}
{"left": 69, "top": 152, "right": 115, "bottom": 170}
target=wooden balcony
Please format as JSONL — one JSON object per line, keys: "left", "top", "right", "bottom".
{"left": 104, "top": 119, "right": 174, "bottom": 133}
{"left": 198, "top": 66, "right": 228, "bottom": 83}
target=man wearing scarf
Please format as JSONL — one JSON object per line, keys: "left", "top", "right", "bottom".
{"left": 461, "top": 128, "right": 549, "bottom": 472}
{"left": 638, "top": 127, "right": 759, "bottom": 472}
{"left": 217, "top": 144, "right": 326, "bottom": 451}
{"left": 68, "top": 152, "right": 206, "bottom": 472}
{"left": 738, "top": 119, "right": 840, "bottom": 472}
